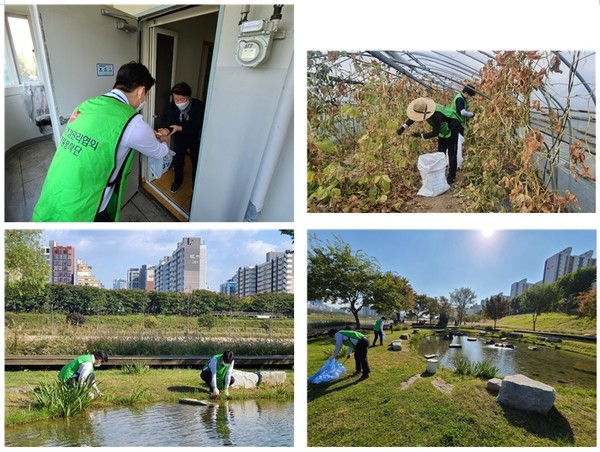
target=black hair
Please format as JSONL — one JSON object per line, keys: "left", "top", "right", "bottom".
{"left": 328, "top": 328, "right": 339, "bottom": 338}
{"left": 94, "top": 351, "right": 109, "bottom": 362}
{"left": 113, "top": 61, "right": 155, "bottom": 93}
{"left": 463, "top": 84, "right": 476, "bottom": 96}
{"left": 222, "top": 350, "right": 234, "bottom": 364}
{"left": 171, "top": 82, "right": 192, "bottom": 97}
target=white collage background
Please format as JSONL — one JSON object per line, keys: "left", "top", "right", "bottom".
{"left": 1, "top": 0, "right": 600, "bottom": 450}
{"left": 294, "top": 0, "right": 599, "bottom": 448}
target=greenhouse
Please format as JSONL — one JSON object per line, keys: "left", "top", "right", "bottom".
{"left": 307, "top": 51, "right": 596, "bottom": 213}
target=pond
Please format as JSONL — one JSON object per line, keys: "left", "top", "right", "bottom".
{"left": 5, "top": 400, "right": 293, "bottom": 447}
{"left": 417, "top": 334, "right": 596, "bottom": 389}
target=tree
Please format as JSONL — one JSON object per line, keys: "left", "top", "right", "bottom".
{"left": 520, "top": 284, "right": 562, "bottom": 331}
{"left": 555, "top": 266, "right": 596, "bottom": 313}
{"left": 370, "top": 272, "right": 415, "bottom": 317}
{"left": 483, "top": 294, "right": 510, "bottom": 329}
{"left": 437, "top": 296, "right": 453, "bottom": 328}
{"left": 577, "top": 286, "right": 596, "bottom": 319}
{"left": 308, "top": 234, "right": 379, "bottom": 327}
{"left": 425, "top": 296, "right": 441, "bottom": 325}
{"left": 5, "top": 230, "right": 50, "bottom": 296}
{"left": 409, "top": 294, "right": 434, "bottom": 322}
{"left": 449, "top": 287, "right": 477, "bottom": 325}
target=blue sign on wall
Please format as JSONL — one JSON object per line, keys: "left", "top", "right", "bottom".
{"left": 96, "top": 63, "right": 114, "bottom": 77}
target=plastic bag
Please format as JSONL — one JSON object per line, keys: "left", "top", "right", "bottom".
{"left": 457, "top": 134, "right": 464, "bottom": 169}
{"left": 149, "top": 150, "right": 175, "bottom": 179}
{"left": 417, "top": 152, "right": 450, "bottom": 197}
{"left": 307, "top": 358, "right": 347, "bottom": 384}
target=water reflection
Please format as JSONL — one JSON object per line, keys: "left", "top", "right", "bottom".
{"left": 5, "top": 400, "right": 293, "bottom": 447}
{"left": 417, "top": 335, "right": 596, "bottom": 388}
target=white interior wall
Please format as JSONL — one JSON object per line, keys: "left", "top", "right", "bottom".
{"left": 190, "top": 4, "right": 294, "bottom": 222}
{"left": 38, "top": 5, "right": 137, "bottom": 137}
{"left": 162, "top": 13, "right": 218, "bottom": 98}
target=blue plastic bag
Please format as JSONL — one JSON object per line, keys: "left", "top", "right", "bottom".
{"left": 307, "top": 358, "right": 347, "bottom": 384}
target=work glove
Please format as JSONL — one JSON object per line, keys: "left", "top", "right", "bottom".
{"left": 212, "top": 387, "right": 220, "bottom": 397}
{"left": 411, "top": 132, "right": 422, "bottom": 138}
{"left": 396, "top": 127, "right": 405, "bottom": 135}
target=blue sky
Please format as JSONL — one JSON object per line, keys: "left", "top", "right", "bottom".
{"left": 41, "top": 229, "right": 293, "bottom": 290}
{"left": 309, "top": 230, "right": 596, "bottom": 301}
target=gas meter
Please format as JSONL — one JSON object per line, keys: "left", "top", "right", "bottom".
{"left": 236, "top": 5, "right": 284, "bottom": 68}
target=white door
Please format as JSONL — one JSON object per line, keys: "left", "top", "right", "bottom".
{"left": 145, "top": 27, "right": 178, "bottom": 183}
{"left": 30, "top": 5, "right": 139, "bottom": 203}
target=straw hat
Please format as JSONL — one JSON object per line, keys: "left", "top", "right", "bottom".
{"left": 406, "top": 97, "right": 436, "bottom": 122}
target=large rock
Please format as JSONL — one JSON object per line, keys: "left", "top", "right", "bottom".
{"left": 390, "top": 340, "right": 402, "bottom": 351}
{"left": 487, "top": 378, "right": 502, "bottom": 393}
{"left": 497, "top": 374, "right": 556, "bottom": 414}
{"left": 257, "top": 371, "right": 287, "bottom": 386}
{"left": 400, "top": 333, "right": 410, "bottom": 340}
{"left": 231, "top": 370, "right": 259, "bottom": 388}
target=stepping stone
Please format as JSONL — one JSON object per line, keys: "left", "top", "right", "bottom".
{"left": 179, "top": 398, "right": 219, "bottom": 406}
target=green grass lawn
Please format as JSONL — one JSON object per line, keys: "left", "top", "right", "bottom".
{"left": 307, "top": 335, "right": 596, "bottom": 447}
{"left": 5, "top": 367, "right": 293, "bottom": 426}
{"left": 480, "top": 313, "right": 596, "bottom": 335}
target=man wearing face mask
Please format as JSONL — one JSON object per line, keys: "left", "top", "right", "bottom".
{"left": 33, "top": 62, "right": 170, "bottom": 222}
{"left": 58, "top": 351, "right": 108, "bottom": 398}
{"left": 155, "top": 82, "right": 205, "bottom": 194}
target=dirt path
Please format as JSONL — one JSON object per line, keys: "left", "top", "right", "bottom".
{"left": 411, "top": 170, "right": 468, "bottom": 213}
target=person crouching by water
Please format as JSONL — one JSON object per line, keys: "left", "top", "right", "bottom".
{"left": 58, "top": 351, "right": 108, "bottom": 398}
{"left": 201, "top": 351, "right": 236, "bottom": 398}
{"left": 329, "top": 329, "right": 370, "bottom": 380}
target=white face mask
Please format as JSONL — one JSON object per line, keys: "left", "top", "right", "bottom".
{"left": 136, "top": 101, "right": 146, "bottom": 112}
{"left": 175, "top": 99, "right": 190, "bottom": 111}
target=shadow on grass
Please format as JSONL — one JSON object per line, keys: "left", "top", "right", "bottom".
{"left": 500, "top": 404, "right": 574, "bottom": 444}
{"left": 307, "top": 375, "right": 365, "bottom": 401}
{"left": 167, "top": 385, "right": 202, "bottom": 393}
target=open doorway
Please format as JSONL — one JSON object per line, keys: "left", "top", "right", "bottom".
{"left": 141, "top": 7, "right": 219, "bottom": 221}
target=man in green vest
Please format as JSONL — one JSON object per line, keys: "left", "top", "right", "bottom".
{"left": 329, "top": 329, "right": 370, "bottom": 380}
{"left": 372, "top": 316, "right": 386, "bottom": 347}
{"left": 33, "top": 62, "right": 171, "bottom": 222}
{"left": 58, "top": 351, "right": 108, "bottom": 397}
{"left": 451, "top": 84, "right": 476, "bottom": 169}
{"left": 397, "top": 97, "right": 461, "bottom": 184}
{"left": 201, "top": 351, "right": 236, "bottom": 397}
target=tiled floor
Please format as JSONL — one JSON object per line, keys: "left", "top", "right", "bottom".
{"left": 5, "top": 137, "right": 177, "bottom": 222}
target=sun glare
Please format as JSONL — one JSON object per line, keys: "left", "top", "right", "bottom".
{"left": 481, "top": 229, "right": 495, "bottom": 238}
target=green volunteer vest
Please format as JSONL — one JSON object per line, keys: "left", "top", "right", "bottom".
{"left": 58, "top": 354, "right": 94, "bottom": 383}
{"left": 427, "top": 104, "right": 458, "bottom": 139}
{"left": 339, "top": 330, "right": 367, "bottom": 352}
{"left": 209, "top": 354, "right": 232, "bottom": 390}
{"left": 32, "top": 95, "right": 138, "bottom": 222}
{"left": 374, "top": 319, "right": 383, "bottom": 331}
{"left": 451, "top": 92, "right": 468, "bottom": 127}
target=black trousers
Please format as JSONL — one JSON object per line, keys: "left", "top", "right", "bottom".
{"left": 200, "top": 368, "right": 235, "bottom": 390}
{"left": 173, "top": 139, "right": 200, "bottom": 185}
{"left": 354, "top": 338, "right": 370, "bottom": 375}
{"left": 438, "top": 128, "right": 459, "bottom": 183}
{"left": 373, "top": 330, "right": 384, "bottom": 346}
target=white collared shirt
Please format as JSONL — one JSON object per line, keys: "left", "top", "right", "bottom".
{"left": 98, "top": 89, "right": 169, "bottom": 213}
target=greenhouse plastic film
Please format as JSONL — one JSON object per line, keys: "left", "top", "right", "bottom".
{"left": 417, "top": 152, "right": 450, "bottom": 197}
{"left": 307, "top": 358, "right": 347, "bottom": 384}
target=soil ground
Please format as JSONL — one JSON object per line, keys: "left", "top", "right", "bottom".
{"left": 411, "top": 169, "right": 468, "bottom": 212}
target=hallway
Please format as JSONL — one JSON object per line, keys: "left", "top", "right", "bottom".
{"left": 5, "top": 137, "right": 176, "bottom": 222}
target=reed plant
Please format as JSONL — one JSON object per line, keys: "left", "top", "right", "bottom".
{"left": 451, "top": 356, "right": 498, "bottom": 379}
{"left": 32, "top": 380, "right": 96, "bottom": 417}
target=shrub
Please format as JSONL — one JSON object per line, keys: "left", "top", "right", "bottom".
{"left": 121, "top": 361, "right": 149, "bottom": 375}
{"left": 66, "top": 312, "right": 86, "bottom": 326}
{"left": 452, "top": 356, "right": 498, "bottom": 379}
{"left": 197, "top": 314, "right": 216, "bottom": 332}
{"left": 144, "top": 315, "right": 161, "bottom": 329}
